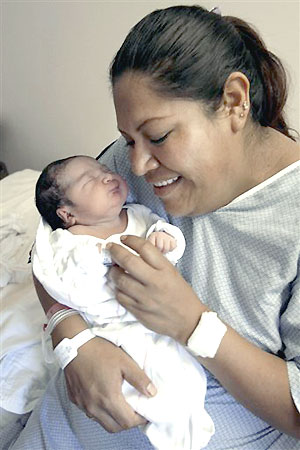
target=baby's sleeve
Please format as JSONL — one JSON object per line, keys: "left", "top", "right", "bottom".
{"left": 32, "top": 218, "right": 110, "bottom": 311}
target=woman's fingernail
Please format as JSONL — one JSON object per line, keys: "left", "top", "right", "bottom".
{"left": 146, "top": 382, "right": 157, "bottom": 397}
{"left": 120, "top": 235, "right": 128, "bottom": 242}
{"left": 106, "top": 243, "right": 112, "bottom": 249}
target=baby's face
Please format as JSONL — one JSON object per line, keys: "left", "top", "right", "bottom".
{"left": 61, "top": 156, "right": 128, "bottom": 225}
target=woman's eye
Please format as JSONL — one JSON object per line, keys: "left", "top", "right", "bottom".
{"left": 150, "top": 132, "right": 170, "bottom": 145}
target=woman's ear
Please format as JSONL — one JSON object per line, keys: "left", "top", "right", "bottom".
{"left": 56, "top": 206, "right": 76, "bottom": 227}
{"left": 221, "top": 72, "right": 250, "bottom": 132}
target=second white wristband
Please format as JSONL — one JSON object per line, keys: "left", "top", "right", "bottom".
{"left": 186, "top": 311, "right": 227, "bottom": 358}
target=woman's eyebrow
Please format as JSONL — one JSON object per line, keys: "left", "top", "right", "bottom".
{"left": 136, "top": 116, "right": 170, "bottom": 131}
{"left": 118, "top": 115, "right": 172, "bottom": 134}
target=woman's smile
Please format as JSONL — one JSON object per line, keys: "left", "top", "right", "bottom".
{"left": 152, "top": 176, "right": 180, "bottom": 188}
{"left": 151, "top": 176, "right": 182, "bottom": 197}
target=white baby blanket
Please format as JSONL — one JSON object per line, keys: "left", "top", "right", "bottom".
{"left": 32, "top": 204, "right": 214, "bottom": 449}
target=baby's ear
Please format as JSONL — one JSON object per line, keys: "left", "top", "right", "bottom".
{"left": 56, "top": 206, "right": 76, "bottom": 227}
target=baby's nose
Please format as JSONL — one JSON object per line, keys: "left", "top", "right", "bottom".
{"left": 103, "top": 174, "right": 113, "bottom": 183}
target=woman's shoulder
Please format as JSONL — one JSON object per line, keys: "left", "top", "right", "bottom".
{"left": 220, "top": 159, "right": 299, "bottom": 213}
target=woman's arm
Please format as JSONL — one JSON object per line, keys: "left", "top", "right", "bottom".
{"left": 33, "top": 274, "right": 156, "bottom": 431}
{"left": 33, "top": 274, "right": 60, "bottom": 314}
{"left": 107, "top": 235, "right": 300, "bottom": 439}
{"left": 198, "top": 326, "right": 300, "bottom": 439}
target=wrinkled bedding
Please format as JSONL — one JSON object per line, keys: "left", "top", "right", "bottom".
{"left": 0, "top": 170, "right": 58, "bottom": 424}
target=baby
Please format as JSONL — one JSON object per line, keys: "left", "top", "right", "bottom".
{"left": 33, "top": 155, "right": 186, "bottom": 321}
{"left": 32, "top": 155, "right": 214, "bottom": 450}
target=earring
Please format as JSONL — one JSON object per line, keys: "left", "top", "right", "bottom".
{"left": 240, "top": 101, "right": 249, "bottom": 118}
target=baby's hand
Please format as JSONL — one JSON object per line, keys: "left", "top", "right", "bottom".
{"left": 147, "top": 232, "right": 177, "bottom": 254}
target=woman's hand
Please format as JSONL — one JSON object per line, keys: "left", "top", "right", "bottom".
{"left": 107, "top": 235, "right": 206, "bottom": 345}
{"left": 64, "top": 337, "right": 157, "bottom": 432}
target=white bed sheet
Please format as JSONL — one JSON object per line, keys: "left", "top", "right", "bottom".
{"left": 0, "top": 169, "right": 58, "bottom": 415}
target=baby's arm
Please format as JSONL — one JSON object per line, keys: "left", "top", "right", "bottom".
{"left": 145, "top": 220, "right": 186, "bottom": 265}
{"left": 127, "top": 204, "right": 186, "bottom": 264}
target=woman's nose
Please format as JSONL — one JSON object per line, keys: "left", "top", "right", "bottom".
{"left": 130, "top": 145, "right": 159, "bottom": 176}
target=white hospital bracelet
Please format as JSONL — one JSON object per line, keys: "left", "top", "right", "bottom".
{"left": 53, "top": 328, "right": 96, "bottom": 370}
{"left": 186, "top": 311, "right": 227, "bottom": 358}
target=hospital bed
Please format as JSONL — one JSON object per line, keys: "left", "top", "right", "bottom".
{"left": 0, "top": 168, "right": 59, "bottom": 446}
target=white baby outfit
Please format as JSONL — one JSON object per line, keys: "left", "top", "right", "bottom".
{"left": 32, "top": 203, "right": 215, "bottom": 450}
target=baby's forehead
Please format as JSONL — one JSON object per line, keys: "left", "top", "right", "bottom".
{"left": 61, "top": 157, "right": 114, "bottom": 188}
{"left": 67, "top": 156, "right": 107, "bottom": 173}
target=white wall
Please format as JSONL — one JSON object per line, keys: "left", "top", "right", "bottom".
{"left": 1, "top": 1, "right": 299, "bottom": 173}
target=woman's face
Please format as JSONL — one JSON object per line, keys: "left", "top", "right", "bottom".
{"left": 113, "top": 72, "right": 247, "bottom": 217}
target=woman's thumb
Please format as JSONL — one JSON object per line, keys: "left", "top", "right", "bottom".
{"left": 124, "top": 362, "right": 157, "bottom": 398}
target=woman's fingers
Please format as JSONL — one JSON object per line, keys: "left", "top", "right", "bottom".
{"left": 122, "top": 351, "right": 157, "bottom": 398}
{"left": 68, "top": 387, "right": 124, "bottom": 433}
{"left": 84, "top": 406, "right": 124, "bottom": 433}
{"left": 85, "top": 393, "right": 147, "bottom": 432}
{"left": 64, "top": 337, "right": 155, "bottom": 433}
{"left": 105, "top": 394, "right": 148, "bottom": 430}
{"left": 108, "top": 265, "right": 145, "bottom": 303}
{"left": 109, "top": 235, "right": 166, "bottom": 272}
{"left": 88, "top": 352, "right": 153, "bottom": 431}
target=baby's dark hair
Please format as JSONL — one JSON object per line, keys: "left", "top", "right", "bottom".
{"left": 35, "top": 156, "right": 77, "bottom": 230}
{"left": 110, "top": 5, "right": 295, "bottom": 140}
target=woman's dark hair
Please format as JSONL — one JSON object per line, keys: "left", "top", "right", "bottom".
{"left": 110, "top": 5, "right": 295, "bottom": 140}
{"left": 35, "top": 156, "right": 77, "bottom": 230}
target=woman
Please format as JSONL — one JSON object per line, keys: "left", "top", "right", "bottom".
{"left": 10, "top": 5, "right": 300, "bottom": 449}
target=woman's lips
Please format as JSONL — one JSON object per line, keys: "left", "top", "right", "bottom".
{"left": 152, "top": 176, "right": 179, "bottom": 187}
{"left": 151, "top": 176, "right": 182, "bottom": 196}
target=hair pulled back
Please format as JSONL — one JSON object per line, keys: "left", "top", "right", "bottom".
{"left": 110, "top": 5, "right": 294, "bottom": 139}
{"left": 35, "top": 156, "right": 76, "bottom": 230}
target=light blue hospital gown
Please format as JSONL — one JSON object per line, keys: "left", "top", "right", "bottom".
{"left": 8, "top": 138, "right": 300, "bottom": 449}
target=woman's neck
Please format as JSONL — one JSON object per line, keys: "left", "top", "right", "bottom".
{"left": 219, "top": 127, "right": 299, "bottom": 211}
{"left": 246, "top": 127, "right": 299, "bottom": 185}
